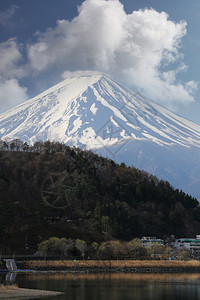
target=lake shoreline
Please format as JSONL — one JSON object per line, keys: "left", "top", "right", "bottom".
{"left": 0, "top": 286, "right": 63, "bottom": 299}
{"left": 23, "top": 260, "right": 200, "bottom": 273}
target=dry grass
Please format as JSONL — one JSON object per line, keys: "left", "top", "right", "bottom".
{"left": 27, "top": 259, "right": 200, "bottom": 269}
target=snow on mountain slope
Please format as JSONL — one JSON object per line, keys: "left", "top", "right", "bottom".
{"left": 0, "top": 71, "right": 200, "bottom": 198}
{"left": 1, "top": 71, "right": 200, "bottom": 149}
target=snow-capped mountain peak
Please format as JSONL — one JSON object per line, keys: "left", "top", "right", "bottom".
{"left": 1, "top": 71, "right": 200, "bottom": 149}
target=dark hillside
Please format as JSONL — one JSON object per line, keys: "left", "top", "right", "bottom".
{"left": 0, "top": 141, "right": 199, "bottom": 254}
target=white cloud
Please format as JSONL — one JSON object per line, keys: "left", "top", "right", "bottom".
{"left": 25, "top": 0, "right": 197, "bottom": 106}
{"left": 0, "top": 38, "right": 25, "bottom": 80}
{"left": 185, "top": 80, "right": 199, "bottom": 94}
{"left": 0, "top": 38, "right": 28, "bottom": 112}
{"left": 28, "top": 0, "right": 127, "bottom": 71}
{"left": 62, "top": 70, "right": 102, "bottom": 78}
{"left": 0, "top": 5, "right": 19, "bottom": 27}
{"left": 0, "top": 79, "right": 28, "bottom": 112}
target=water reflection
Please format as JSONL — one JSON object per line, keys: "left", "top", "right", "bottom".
{"left": 0, "top": 272, "right": 17, "bottom": 285}
{"left": 16, "top": 273, "right": 200, "bottom": 300}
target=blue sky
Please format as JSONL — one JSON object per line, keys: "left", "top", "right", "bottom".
{"left": 1, "top": 0, "right": 200, "bottom": 124}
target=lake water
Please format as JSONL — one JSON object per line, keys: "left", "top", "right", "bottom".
{"left": 8, "top": 273, "right": 200, "bottom": 300}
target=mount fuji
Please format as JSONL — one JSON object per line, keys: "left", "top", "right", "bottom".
{"left": 0, "top": 71, "right": 200, "bottom": 198}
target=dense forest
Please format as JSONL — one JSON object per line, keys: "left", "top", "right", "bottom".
{"left": 0, "top": 139, "right": 200, "bottom": 254}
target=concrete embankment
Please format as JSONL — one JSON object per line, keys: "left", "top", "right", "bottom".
{"left": 25, "top": 260, "right": 200, "bottom": 273}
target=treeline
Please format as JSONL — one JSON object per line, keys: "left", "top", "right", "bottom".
{"left": 37, "top": 237, "right": 185, "bottom": 260}
{"left": 0, "top": 138, "right": 67, "bottom": 153}
{"left": 0, "top": 140, "right": 200, "bottom": 254}
{"left": 38, "top": 237, "right": 191, "bottom": 260}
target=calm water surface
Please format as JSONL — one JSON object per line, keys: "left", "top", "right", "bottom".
{"left": 15, "top": 273, "right": 200, "bottom": 300}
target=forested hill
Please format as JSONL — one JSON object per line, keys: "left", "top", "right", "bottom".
{"left": 0, "top": 140, "right": 200, "bottom": 254}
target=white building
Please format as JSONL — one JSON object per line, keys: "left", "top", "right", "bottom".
{"left": 172, "top": 236, "right": 200, "bottom": 254}
{"left": 141, "top": 237, "right": 164, "bottom": 246}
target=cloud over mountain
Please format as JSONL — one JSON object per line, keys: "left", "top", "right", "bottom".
{"left": 0, "top": 79, "right": 28, "bottom": 112}
{"left": 0, "top": 0, "right": 198, "bottom": 112}
{"left": 27, "top": 0, "right": 196, "bottom": 106}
